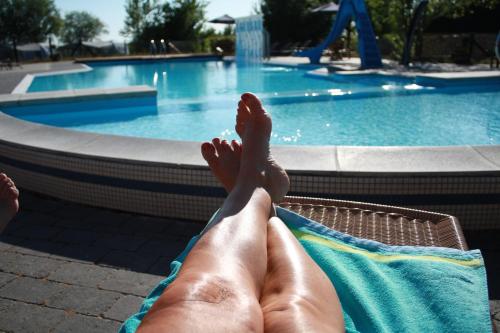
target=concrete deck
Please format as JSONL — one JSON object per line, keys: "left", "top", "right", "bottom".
{"left": 0, "top": 191, "right": 498, "bottom": 332}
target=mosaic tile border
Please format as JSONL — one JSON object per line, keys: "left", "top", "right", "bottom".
{"left": 0, "top": 132, "right": 499, "bottom": 230}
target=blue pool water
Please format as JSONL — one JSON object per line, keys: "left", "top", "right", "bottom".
{"left": 9, "top": 59, "right": 500, "bottom": 146}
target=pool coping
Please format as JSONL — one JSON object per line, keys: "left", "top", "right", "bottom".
{"left": 0, "top": 58, "right": 499, "bottom": 175}
{"left": 11, "top": 64, "right": 94, "bottom": 94}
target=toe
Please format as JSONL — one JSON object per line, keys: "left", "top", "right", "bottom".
{"left": 201, "top": 142, "right": 218, "bottom": 164}
{"left": 237, "top": 100, "right": 251, "bottom": 119}
{"left": 241, "top": 93, "right": 265, "bottom": 115}
{"left": 212, "top": 138, "right": 222, "bottom": 151}
{"left": 231, "top": 140, "right": 242, "bottom": 155}
{"left": 8, "top": 186, "right": 19, "bottom": 199}
{"left": 220, "top": 140, "right": 232, "bottom": 153}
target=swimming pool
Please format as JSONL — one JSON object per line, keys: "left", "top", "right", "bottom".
{"left": 10, "top": 59, "right": 500, "bottom": 146}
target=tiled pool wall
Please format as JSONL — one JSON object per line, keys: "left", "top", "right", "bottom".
{"left": 1, "top": 59, "right": 500, "bottom": 230}
{"left": 0, "top": 125, "right": 499, "bottom": 230}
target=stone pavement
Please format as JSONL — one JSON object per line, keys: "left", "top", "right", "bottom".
{"left": 0, "top": 190, "right": 499, "bottom": 332}
{"left": 0, "top": 190, "right": 203, "bottom": 333}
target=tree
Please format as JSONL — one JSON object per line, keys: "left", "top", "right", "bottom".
{"left": 364, "top": 0, "right": 500, "bottom": 59}
{"left": 121, "top": 0, "right": 159, "bottom": 39}
{"left": 123, "top": 0, "right": 207, "bottom": 52}
{"left": 260, "top": 0, "right": 334, "bottom": 44}
{"left": 0, "top": 0, "right": 62, "bottom": 61}
{"left": 60, "top": 11, "right": 108, "bottom": 44}
{"left": 163, "top": 0, "right": 207, "bottom": 41}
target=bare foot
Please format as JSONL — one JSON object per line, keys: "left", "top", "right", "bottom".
{"left": 0, "top": 173, "right": 19, "bottom": 232}
{"left": 201, "top": 138, "right": 242, "bottom": 193}
{"left": 202, "top": 93, "right": 289, "bottom": 203}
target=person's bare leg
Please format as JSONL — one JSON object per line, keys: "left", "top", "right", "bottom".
{"left": 137, "top": 93, "right": 289, "bottom": 333}
{"left": 261, "top": 216, "right": 345, "bottom": 333}
{"left": 203, "top": 94, "right": 344, "bottom": 332}
{"left": 0, "top": 173, "right": 19, "bottom": 233}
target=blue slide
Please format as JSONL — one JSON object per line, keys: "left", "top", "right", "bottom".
{"left": 295, "top": 0, "right": 383, "bottom": 68}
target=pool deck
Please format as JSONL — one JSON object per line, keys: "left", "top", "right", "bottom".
{"left": 0, "top": 56, "right": 500, "bottom": 332}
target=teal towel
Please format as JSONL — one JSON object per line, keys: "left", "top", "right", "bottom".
{"left": 119, "top": 207, "right": 492, "bottom": 333}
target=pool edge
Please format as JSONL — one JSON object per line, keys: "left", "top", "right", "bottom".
{"left": 1, "top": 58, "right": 499, "bottom": 229}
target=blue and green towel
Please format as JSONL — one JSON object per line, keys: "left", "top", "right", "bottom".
{"left": 120, "top": 207, "right": 492, "bottom": 333}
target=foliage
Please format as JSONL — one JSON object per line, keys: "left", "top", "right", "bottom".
{"left": 124, "top": 0, "right": 207, "bottom": 52}
{"left": 260, "top": 0, "right": 334, "bottom": 44}
{"left": 0, "top": 0, "right": 62, "bottom": 45}
{"left": 60, "top": 11, "right": 108, "bottom": 44}
{"left": 121, "top": 0, "right": 159, "bottom": 38}
{"left": 163, "top": 0, "right": 206, "bottom": 40}
{"left": 361, "top": 0, "right": 500, "bottom": 59}
{"left": 203, "top": 35, "right": 235, "bottom": 54}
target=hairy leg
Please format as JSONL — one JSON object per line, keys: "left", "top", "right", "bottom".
{"left": 261, "top": 217, "right": 345, "bottom": 333}
{"left": 0, "top": 173, "right": 19, "bottom": 233}
{"left": 137, "top": 93, "right": 289, "bottom": 333}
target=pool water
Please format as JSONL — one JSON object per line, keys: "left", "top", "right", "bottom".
{"left": 13, "top": 60, "right": 500, "bottom": 146}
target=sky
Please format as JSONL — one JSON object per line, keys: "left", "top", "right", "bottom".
{"left": 54, "top": 0, "right": 257, "bottom": 41}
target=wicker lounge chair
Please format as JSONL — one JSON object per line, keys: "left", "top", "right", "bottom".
{"left": 279, "top": 196, "right": 468, "bottom": 250}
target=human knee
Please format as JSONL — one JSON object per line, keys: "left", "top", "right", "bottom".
{"left": 167, "top": 272, "right": 242, "bottom": 305}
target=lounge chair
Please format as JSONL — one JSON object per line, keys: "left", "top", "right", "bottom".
{"left": 280, "top": 196, "right": 467, "bottom": 250}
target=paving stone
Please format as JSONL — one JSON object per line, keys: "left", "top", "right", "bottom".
{"left": 94, "top": 234, "right": 147, "bottom": 251}
{"left": 120, "top": 216, "right": 169, "bottom": 235}
{"left": 6, "top": 224, "right": 62, "bottom": 241}
{"left": 99, "top": 269, "right": 163, "bottom": 297}
{"left": 0, "top": 219, "right": 26, "bottom": 234}
{"left": 50, "top": 244, "right": 110, "bottom": 263}
{"left": 48, "top": 262, "right": 114, "bottom": 288}
{"left": 52, "top": 313, "right": 121, "bottom": 333}
{"left": 0, "top": 240, "right": 13, "bottom": 252}
{"left": 104, "top": 294, "right": 144, "bottom": 321}
{"left": 147, "top": 256, "right": 176, "bottom": 276}
{"left": 15, "top": 211, "right": 56, "bottom": 226}
{"left": 0, "top": 276, "right": 66, "bottom": 304}
{"left": 0, "top": 252, "right": 63, "bottom": 278}
{"left": 53, "top": 217, "right": 96, "bottom": 230}
{"left": 23, "top": 197, "right": 62, "bottom": 214}
{"left": 8, "top": 239, "right": 63, "bottom": 258}
{"left": 47, "top": 285, "right": 121, "bottom": 316}
{"left": 99, "top": 250, "right": 159, "bottom": 272}
{"left": 181, "top": 221, "right": 205, "bottom": 237}
{"left": 53, "top": 204, "right": 97, "bottom": 220}
{"left": 491, "top": 300, "right": 500, "bottom": 316}
{"left": 53, "top": 229, "right": 98, "bottom": 245}
{"left": 84, "top": 210, "right": 131, "bottom": 227}
{"left": 0, "top": 298, "right": 66, "bottom": 333}
{"left": 0, "top": 272, "right": 17, "bottom": 288}
{"left": 137, "top": 239, "right": 186, "bottom": 257}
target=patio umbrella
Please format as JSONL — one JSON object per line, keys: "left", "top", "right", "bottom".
{"left": 310, "top": 2, "right": 340, "bottom": 13}
{"left": 209, "top": 14, "right": 236, "bottom": 24}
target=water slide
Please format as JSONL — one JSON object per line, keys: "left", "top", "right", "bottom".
{"left": 295, "top": 0, "right": 382, "bottom": 68}
{"left": 401, "top": 0, "right": 429, "bottom": 66}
